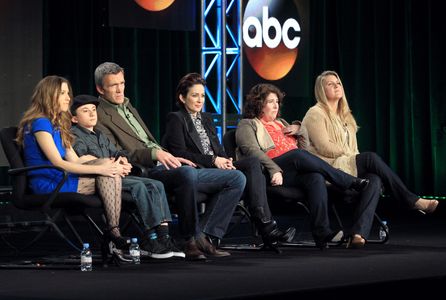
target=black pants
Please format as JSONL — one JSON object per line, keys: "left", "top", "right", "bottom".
{"left": 348, "top": 173, "right": 381, "bottom": 238}
{"left": 273, "top": 149, "right": 357, "bottom": 241}
{"left": 356, "top": 152, "right": 419, "bottom": 207}
{"left": 234, "top": 156, "right": 272, "bottom": 220}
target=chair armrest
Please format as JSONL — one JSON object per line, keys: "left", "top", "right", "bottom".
{"left": 8, "top": 165, "right": 68, "bottom": 212}
{"left": 8, "top": 164, "right": 66, "bottom": 176}
{"left": 130, "top": 163, "right": 149, "bottom": 177}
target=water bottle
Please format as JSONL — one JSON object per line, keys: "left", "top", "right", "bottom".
{"left": 80, "top": 243, "right": 92, "bottom": 271}
{"left": 129, "top": 238, "right": 141, "bottom": 264}
{"left": 379, "top": 221, "right": 388, "bottom": 241}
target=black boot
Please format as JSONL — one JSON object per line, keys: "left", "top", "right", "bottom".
{"left": 252, "top": 207, "right": 296, "bottom": 253}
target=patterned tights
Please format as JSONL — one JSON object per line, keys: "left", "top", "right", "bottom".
{"left": 78, "top": 176, "right": 123, "bottom": 237}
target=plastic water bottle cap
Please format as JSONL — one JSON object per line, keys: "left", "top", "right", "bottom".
{"left": 131, "top": 238, "right": 138, "bottom": 243}
{"left": 382, "top": 221, "right": 387, "bottom": 225}
{"left": 83, "top": 243, "right": 90, "bottom": 248}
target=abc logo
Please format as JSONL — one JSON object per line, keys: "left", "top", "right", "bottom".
{"left": 243, "top": 0, "right": 301, "bottom": 80}
{"left": 134, "top": 0, "right": 175, "bottom": 11}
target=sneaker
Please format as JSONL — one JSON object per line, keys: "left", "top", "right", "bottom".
{"left": 160, "top": 236, "right": 186, "bottom": 258}
{"left": 140, "top": 238, "right": 174, "bottom": 259}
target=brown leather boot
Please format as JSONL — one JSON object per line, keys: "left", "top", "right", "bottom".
{"left": 184, "top": 238, "right": 207, "bottom": 261}
{"left": 196, "top": 235, "right": 230, "bottom": 257}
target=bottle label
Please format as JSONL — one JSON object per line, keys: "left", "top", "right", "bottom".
{"left": 81, "top": 257, "right": 92, "bottom": 264}
{"left": 130, "top": 250, "right": 140, "bottom": 257}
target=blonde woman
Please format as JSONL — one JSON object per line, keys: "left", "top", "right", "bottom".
{"left": 302, "top": 70, "right": 438, "bottom": 243}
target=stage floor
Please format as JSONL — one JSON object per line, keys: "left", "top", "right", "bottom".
{"left": 0, "top": 207, "right": 445, "bottom": 299}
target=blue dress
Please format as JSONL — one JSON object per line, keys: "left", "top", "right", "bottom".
{"left": 23, "top": 118, "right": 79, "bottom": 194}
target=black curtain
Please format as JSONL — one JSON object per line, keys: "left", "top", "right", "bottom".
{"left": 283, "top": 0, "right": 446, "bottom": 195}
{"left": 42, "top": 0, "right": 446, "bottom": 195}
{"left": 43, "top": 0, "right": 200, "bottom": 139}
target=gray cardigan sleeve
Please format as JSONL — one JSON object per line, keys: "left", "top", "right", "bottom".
{"left": 235, "top": 119, "right": 282, "bottom": 177}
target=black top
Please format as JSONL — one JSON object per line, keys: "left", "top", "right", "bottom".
{"left": 163, "top": 108, "right": 227, "bottom": 168}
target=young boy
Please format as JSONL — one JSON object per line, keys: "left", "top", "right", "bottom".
{"left": 70, "top": 94, "right": 184, "bottom": 259}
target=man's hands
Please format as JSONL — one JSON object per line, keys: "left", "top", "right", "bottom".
{"left": 156, "top": 149, "right": 196, "bottom": 169}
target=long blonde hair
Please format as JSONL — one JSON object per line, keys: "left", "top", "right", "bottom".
{"left": 16, "top": 75, "right": 74, "bottom": 148}
{"left": 314, "top": 70, "right": 358, "bottom": 130}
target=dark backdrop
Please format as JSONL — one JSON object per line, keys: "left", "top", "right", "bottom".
{"left": 5, "top": 0, "right": 445, "bottom": 195}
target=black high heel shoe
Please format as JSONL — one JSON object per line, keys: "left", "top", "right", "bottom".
{"left": 350, "top": 178, "right": 370, "bottom": 192}
{"left": 101, "top": 226, "right": 132, "bottom": 266}
{"left": 255, "top": 220, "right": 296, "bottom": 254}
{"left": 314, "top": 230, "right": 344, "bottom": 250}
{"left": 101, "top": 240, "right": 133, "bottom": 267}
{"left": 106, "top": 226, "right": 131, "bottom": 251}
{"left": 251, "top": 207, "right": 295, "bottom": 254}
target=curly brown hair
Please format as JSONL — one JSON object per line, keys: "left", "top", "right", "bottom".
{"left": 243, "top": 83, "right": 285, "bottom": 119}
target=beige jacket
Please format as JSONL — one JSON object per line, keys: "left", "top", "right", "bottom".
{"left": 301, "top": 104, "right": 359, "bottom": 176}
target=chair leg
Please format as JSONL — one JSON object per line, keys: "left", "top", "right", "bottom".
{"left": 63, "top": 215, "right": 84, "bottom": 247}
{"left": 0, "top": 234, "right": 19, "bottom": 253}
{"left": 120, "top": 211, "right": 145, "bottom": 235}
{"left": 18, "top": 210, "right": 81, "bottom": 252}
{"left": 223, "top": 203, "right": 253, "bottom": 237}
{"left": 366, "top": 213, "right": 389, "bottom": 244}
{"left": 44, "top": 212, "right": 81, "bottom": 252}
{"left": 83, "top": 213, "right": 104, "bottom": 236}
{"left": 279, "top": 201, "right": 321, "bottom": 248}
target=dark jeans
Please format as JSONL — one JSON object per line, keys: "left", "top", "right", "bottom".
{"left": 147, "top": 165, "right": 246, "bottom": 239}
{"left": 356, "top": 152, "right": 419, "bottom": 207}
{"left": 122, "top": 176, "right": 172, "bottom": 230}
{"left": 233, "top": 156, "right": 272, "bottom": 220}
{"left": 349, "top": 173, "right": 381, "bottom": 238}
{"left": 273, "top": 149, "right": 357, "bottom": 241}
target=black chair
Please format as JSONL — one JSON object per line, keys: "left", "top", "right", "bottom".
{"left": 0, "top": 126, "right": 113, "bottom": 254}
{"left": 222, "top": 129, "right": 389, "bottom": 246}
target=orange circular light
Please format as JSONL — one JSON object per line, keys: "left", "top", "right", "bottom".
{"left": 244, "top": 43, "right": 298, "bottom": 81}
{"left": 134, "top": 0, "right": 175, "bottom": 12}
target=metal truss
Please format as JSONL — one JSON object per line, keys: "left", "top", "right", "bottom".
{"left": 201, "top": 0, "right": 242, "bottom": 138}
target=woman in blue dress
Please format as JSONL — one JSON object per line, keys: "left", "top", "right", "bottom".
{"left": 16, "top": 75, "right": 129, "bottom": 250}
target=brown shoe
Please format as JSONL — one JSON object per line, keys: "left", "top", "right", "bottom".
{"left": 184, "top": 239, "right": 207, "bottom": 261}
{"left": 346, "top": 234, "right": 366, "bottom": 249}
{"left": 196, "top": 236, "right": 231, "bottom": 257}
{"left": 414, "top": 198, "right": 439, "bottom": 214}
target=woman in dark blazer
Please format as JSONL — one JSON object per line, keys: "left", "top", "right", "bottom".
{"left": 163, "top": 73, "right": 295, "bottom": 249}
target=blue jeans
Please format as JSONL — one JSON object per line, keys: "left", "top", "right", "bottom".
{"left": 122, "top": 176, "right": 172, "bottom": 230}
{"left": 146, "top": 166, "right": 246, "bottom": 239}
